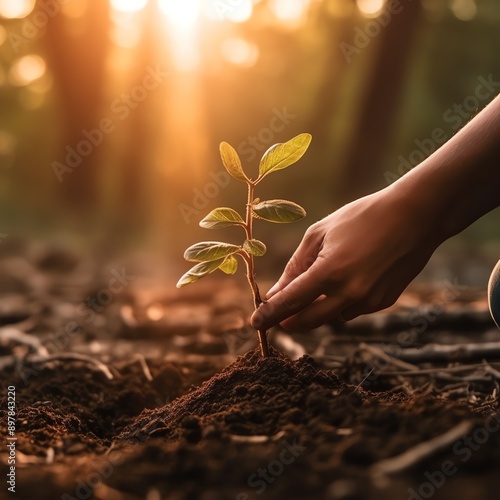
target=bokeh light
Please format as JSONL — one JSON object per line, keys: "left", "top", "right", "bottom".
{"left": 451, "top": 0, "right": 477, "bottom": 21}
{"left": 221, "top": 37, "right": 259, "bottom": 67}
{"left": 147, "top": 302, "right": 165, "bottom": 321}
{"left": 271, "top": 0, "right": 310, "bottom": 23}
{"left": 9, "top": 55, "right": 46, "bottom": 87}
{"left": 0, "top": 0, "right": 35, "bottom": 19}
{"left": 356, "top": 0, "right": 386, "bottom": 17}
{"left": 158, "top": 0, "right": 201, "bottom": 30}
{"left": 110, "top": 16, "right": 142, "bottom": 48}
{"left": 217, "top": 0, "right": 253, "bottom": 23}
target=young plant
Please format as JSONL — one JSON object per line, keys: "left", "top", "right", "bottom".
{"left": 176, "top": 133, "right": 312, "bottom": 358}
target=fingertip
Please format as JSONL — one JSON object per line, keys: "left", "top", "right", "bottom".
{"left": 250, "top": 307, "right": 265, "bottom": 330}
{"left": 252, "top": 299, "right": 278, "bottom": 330}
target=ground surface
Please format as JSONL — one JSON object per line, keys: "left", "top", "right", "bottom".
{"left": 1, "top": 239, "right": 500, "bottom": 500}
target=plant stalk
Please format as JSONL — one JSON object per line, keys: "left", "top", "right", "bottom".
{"left": 244, "top": 181, "right": 270, "bottom": 358}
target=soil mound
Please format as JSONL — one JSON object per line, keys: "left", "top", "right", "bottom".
{"left": 121, "top": 346, "right": 345, "bottom": 443}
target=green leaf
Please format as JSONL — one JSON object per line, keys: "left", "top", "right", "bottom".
{"left": 252, "top": 200, "right": 306, "bottom": 223}
{"left": 184, "top": 241, "right": 240, "bottom": 262}
{"left": 176, "top": 258, "right": 225, "bottom": 288}
{"left": 220, "top": 142, "right": 248, "bottom": 183}
{"left": 258, "top": 133, "right": 312, "bottom": 180}
{"left": 219, "top": 255, "right": 238, "bottom": 274}
{"left": 199, "top": 207, "right": 245, "bottom": 229}
{"left": 243, "top": 239, "right": 267, "bottom": 257}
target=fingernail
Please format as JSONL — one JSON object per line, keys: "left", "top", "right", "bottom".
{"left": 250, "top": 310, "right": 262, "bottom": 329}
{"left": 266, "top": 282, "right": 279, "bottom": 299}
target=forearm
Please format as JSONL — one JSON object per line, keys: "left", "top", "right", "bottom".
{"left": 392, "top": 93, "right": 500, "bottom": 243}
{"left": 252, "top": 93, "right": 500, "bottom": 331}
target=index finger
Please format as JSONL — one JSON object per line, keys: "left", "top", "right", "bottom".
{"left": 266, "top": 227, "right": 323, "bottom": 299}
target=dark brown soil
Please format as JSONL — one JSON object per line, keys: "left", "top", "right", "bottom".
{"left": 120, "top": 347, "right": 342, "bottom": 443}
{"left": 2, "top": 345, "right": 499, "bottom": 500}
{"left": 2, "top": 242, "right": 500, "bottom": 500}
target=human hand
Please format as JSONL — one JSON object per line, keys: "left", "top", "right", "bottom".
{"left": 251, "top": 188, "right": 441, "bottom": 331}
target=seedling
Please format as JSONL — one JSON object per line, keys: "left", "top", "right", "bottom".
{"left": 177, "top": 133, "right": 312, "bottom": 358}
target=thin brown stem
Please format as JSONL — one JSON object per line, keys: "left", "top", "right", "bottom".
{"left": 243, "top": 181, "right": 270, "bottom": 358}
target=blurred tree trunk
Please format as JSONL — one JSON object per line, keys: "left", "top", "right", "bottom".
{"left": 42, "top": 0, "right": 110, "bottom": 209}
{"left": 338, "top": 0, "right": 423, "bottom": 202}
{"left": 306, "top": 7, "right": 353, "bottom": 149}
{"left": 113, "top": 2, "right": 163, "bottom": 238}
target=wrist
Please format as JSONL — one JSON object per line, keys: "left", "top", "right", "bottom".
{"left": 384, "top": 175, "right": 452, "bottom": 250}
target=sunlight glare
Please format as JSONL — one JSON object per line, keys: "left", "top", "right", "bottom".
{"left": 110, "top": 0, "right": 148, "bottom": 14}
{"left": 158, "top": 0, "right": 202, "bottom": 71}
{"left": 271, "top": 0, "right": 310, "bottom": 22}
{"left": 206, "top": 0, "right": 253, "bottom": 23}
{"left": 158, "top": 0, "right": 200, "bottom": 30}
{"left": 356, "top": 0, "right": 386, "bottom": 17}
{"left": 224, "top": 0, "right": 253, "bottom": 23}
{"left": 0, "top": 0, "right": 35, "bottom": 19}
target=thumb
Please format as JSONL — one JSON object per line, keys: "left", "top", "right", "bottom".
{"left": 252, "top": 263, "right": 324, "bottom": 330}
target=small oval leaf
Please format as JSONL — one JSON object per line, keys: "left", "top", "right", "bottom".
{"left": 220, "top": 142, "right": 248, "bottom": 182}
{"left": 258, "top": 133, "right": 312, "bottom": 180}
{"left": 219, "top": 255, "right": 238, "bottom": 274}
{"left": 243, "top": 239, "right": 267, "bottom": 257}
{"left": 184, "top": 241, "right": 240, "bottom": 262}
{"left": 176, "top": 258, "right": 225, "bottom": 288}
{"left": 199, "top": 207, "right": 245, "bottom": 229}
{"left": 252, "top": 200, "right": 306, "bottom": 223}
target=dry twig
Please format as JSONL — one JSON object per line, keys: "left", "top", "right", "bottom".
{"left": 370, "top": 420, "right": 473, "bottom": 481}
{"left": 134, "top": 353, "right": 153, "bottom": 382}
{"left": 0, "top": 327, "right": 49, "bottom": 357}
{"left": 31, "top": 353, "right": 114, "bottom": 380}
{"left": 398, "top": 341, "right": 500, "bottom": 363}
{"left": 359, "top": 343, "right": 419, "bottom": 371}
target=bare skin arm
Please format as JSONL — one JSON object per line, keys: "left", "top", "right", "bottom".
{"left": 251, "top": 93, "right": 500, "bottom": 332}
